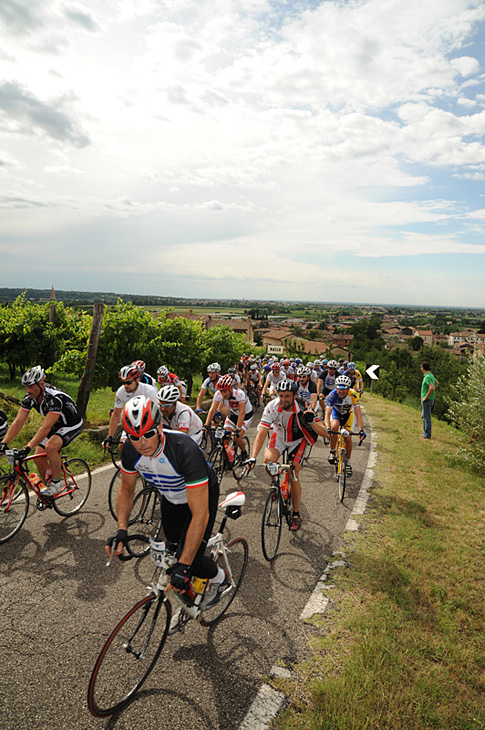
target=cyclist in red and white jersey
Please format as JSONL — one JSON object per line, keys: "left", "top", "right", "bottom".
{"left": 102, "top": 364, "right": 158, "bottom": 451}
{"left": 157, "top": 366, "right": 186, "bottom": 402}
{"left": 205, "top": 374, "right": 252, "bottom": 458}
{"left": 158, "top": 384, "right": 204, "bottom": 446}
{"left": 262, "top": 363, "right": 287, "bottom": 398}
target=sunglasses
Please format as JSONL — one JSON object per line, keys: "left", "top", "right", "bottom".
{"left": 159, "top": 402, "right": 173, "bottom": 408}
{"left": 123, "top": 379, "right": 136, "bottom": 385}
{"left": 128, "top": 428, "right": 158, "bottom": 442}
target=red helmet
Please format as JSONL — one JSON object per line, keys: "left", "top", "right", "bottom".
{"left": 119, "top": 364, "right": 141, "bottom": 381}
{"left": 217, "top": 374, "right": 233, "bottom": 391}
{"left": 271, "top": 363, "right": 280, "bottom": 371}
{"left": 122, "top": 396, "right": 161, "bottom": 437}
{"left": 131, "top": 359, "right": 146, "bottom": 373}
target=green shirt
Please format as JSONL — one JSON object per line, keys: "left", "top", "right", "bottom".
{"left": 421, "top": 372, "right": 436, "bottom": 401}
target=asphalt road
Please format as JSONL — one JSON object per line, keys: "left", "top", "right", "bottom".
{"left": 0, "top": 413, "right": 371, "bottom": 730}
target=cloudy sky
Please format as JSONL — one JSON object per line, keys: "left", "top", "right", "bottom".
{"left": 1, "top": 0, "right": 485, "bottom": 307}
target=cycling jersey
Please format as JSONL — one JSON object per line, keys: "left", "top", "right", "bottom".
{"left": 318, "top": 369, "right": 337, "bottom": 395}
{"left": 114, "top": 382, "right": 158, "bottom": 409}
{"left": 326, "top": 388, "right": 360, "bottom": 422}
{"left": 161, "top": 402, "right": 203, "bottom": 444}
{"left": 121, "top": 429, "right": 218, "bottom": 505}
{"left": 264, "top": 372, "right": 286, "bottom": 390}
{"left": 344, "top": 369, "right": 363, "bottom": 390}
{"left": 260, "top": 398, "right": 310, "bottom": 444}
{"left": 296, "top": 379, "right": 317, "bottom": 404}
{"left": 213, "top": 388, "right": 252, "bottom": 418}
{"left": 140, "top": 372, "right": 157, "bottom": 388}
{"left": 0, "top": 408, "right": 8, "bottom": 439}
{"left": 201, "top": 376, "right": 219, "bottom": 395}
{"left": 21, "top": 384, "right": 82, "bottom": 429}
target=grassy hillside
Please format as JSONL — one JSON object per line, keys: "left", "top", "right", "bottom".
{"left": 274, "top": 394, "right": 484, "bottom": 730}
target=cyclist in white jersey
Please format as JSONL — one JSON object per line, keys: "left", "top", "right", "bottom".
{"left": 102, "top": 364, "right": 158, "bottom": 450}
{"left": 205, "top": 374, "right": 253, "bottom": 457}
{"left": 158, "top": 384, "right": 204, "bottom": 445}
{"left": 262, "top": 363, "right": 287, "bottom": 398}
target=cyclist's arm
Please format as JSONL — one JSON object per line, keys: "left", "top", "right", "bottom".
{"left": 28, "top": 411, "right": 60, "bottom": 449}
{"left": 1, "top": 407, "right": 29, "bottom": 445}
{"left": 316, "top": 379, "right": 323, "bottom": 397}
{"left": 195, "top": 387, "right": 207, "bottom": 410}
{"left": 261, "top": 377, "right": 269, "bottom": 396}
{"left": 309, "top": 392, "right": 318, "bottom": 410}
{"left": 107, "top": 470, "right": 138, "bottom": 558}
{"left": 250, "top": 423, "right": 270, "bottom": 460}
{"left": 205, "top": 398, "right": 218, "bottom": 425}
{"left": 108, "top": 406, "right": 122, "bottom": 437}
{"left": 354, "top": 404, "right": 364, "bottom": 431}
{"left": 324, "top": 405, "right": 332, "bottom": 431}
{"left": 236, "top": 401, "right": 246, "bottom": 430}
{"left": 178, "top": 482, "right": 210, "bottom": 566}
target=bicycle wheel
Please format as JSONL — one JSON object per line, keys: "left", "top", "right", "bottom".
{"left": 337, "top": 448, "right": 347, "bottom": 502}
{"left": 53, "top": 458, "right": 91, "bottom": 516}
{"left": 0, "top": 478, "right": 29, "bottom": 544}
{"left": 129, "top": 488, "right": 162, "bottom": 548}
{"left": 199, "top": 537, "right": 249, "bottom": 627}
{"left": 87, "top": 594, "right": 171, "bottom": 717}
{"left": 232, "top": 435, "right": 251, "bottom": 481}
{"left": 108, "top": 470, "right": 147, "bottom": 522}
{"left": 209, "top": 446, "right": 226, "bottom": 482}
{"left": 261, "top": 488, "right": 282, "bottom": 561}
{"left": 200, "top": 428, "right": 214, "bottom": 457}
{"left": 283, "top": 492, "right": 293, "bottom": 529}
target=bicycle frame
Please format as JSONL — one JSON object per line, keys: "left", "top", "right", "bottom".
{"left": 5, "top": 450, "right": 78, "bottom": 503}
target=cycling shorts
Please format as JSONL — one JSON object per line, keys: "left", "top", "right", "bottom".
{"left": 224, "top": 412, "right": 253, "bottom": 433}
{"left": 330, "top": 410, "right": 355, "bottom": 430}
{"left": 40, "top": 422, "right": 83, "bottom": 448}
{"left": 267, "top": 432, "right": 307, "bottom": 466}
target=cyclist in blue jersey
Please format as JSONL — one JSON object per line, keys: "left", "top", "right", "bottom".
{"left": 325, "top": 375, "right": 365, "bottom": 477}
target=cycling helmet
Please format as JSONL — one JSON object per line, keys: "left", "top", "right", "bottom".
{"left": 158, "top": 384, "right": 180, "bottom": 405}
{"left": 119, "top": 364, "right": 141, "bottom": 381}
{"left": 347, "top": 362, "right": 356, "bottom": 370}
{"left": 157, "top": 365, "right": 169, "bottom": 382}
{"left": 207, "top": 362, "right": 221, "bottom": 373}
{"left": 228, "top": 367, "right": 236, "bottom": 375}
{"left": 327, "top": 360, "right": 338, "bottom": 369}
{"left": 295, "top": 358, "right": 302, "bottom": 364}
{"left": 122, "top": 395, "right": 161, "bottom": 437}
{"left": 264, "top": 364, "right": 271, "bottom": 372}
{"left": 314, "top": 360, "right": 321, "bottom": 366}
{"left": 335, "top": 375, "right": 352, "bottom": 389}
{"left": 217, "top": 374, "right": 233, "bottom": 391}
{"left": 271, "top": 363, "right": 280, "bottom": 371}
{"left": 277, "top": 379, "right": 297, "bottom": 393}
{"left": 297, "top": 366, "right": 312, "bottom": 377}
{"left": 21, "top": 366, "right": 45, "bottom": 386}
{"left": 250, "top": 363, "right": 258, "bottom": 371}
{"left": 282, "top": 359, "right": 290, "bottom": 366}
{"left": 322, "top": 359, "right": 328, "bottom": 364}
{"left": 131, "top": 359, "right": 146, "bottom": 372}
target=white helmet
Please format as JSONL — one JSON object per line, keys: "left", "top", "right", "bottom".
{"left": 207, "top": 362, "right": 221, "bottom": 373}
{"left": 158, "top": 384, "right": 180, "bottom": 405}
{"left": 21, "top": 366, "right": 45, "bottom": 386}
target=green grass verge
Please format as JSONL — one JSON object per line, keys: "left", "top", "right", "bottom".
{"left": 273, "top": 394, "right": 484, "bottom": 730}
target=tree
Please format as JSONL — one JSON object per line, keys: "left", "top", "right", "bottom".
{"left": 203, "top": 325, "right": 246, "bottom": 373}
{"left": 350, "top": 315, "right": 385, "bottom": 357}
{"left": 447, "top": 355, "right": 485, "bottom": 472}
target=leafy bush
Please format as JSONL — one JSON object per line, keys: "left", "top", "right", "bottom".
{"left": 446, "top": 355, "right": 485, "bottom": 473}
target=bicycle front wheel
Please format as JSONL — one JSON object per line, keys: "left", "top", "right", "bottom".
{"left": 87, "top": 594, "right": 171, "bottom": 718}
{"left": 53, "top": 458, "right": 91, "bottom": 516}
{"left": 129, "top": 487, "right": 162, "bottom": 549}
{"left": 199, "top": 537, "right": 249, "bottom": 627}
{"left": 0, "top": 478, "right": 29, "bottom": 544}
{"left": 209, "top": 446, "right": 226, "bottom": 482}
{"left": 337, "top": 449, "right": 347, "bottom": 502}
{"left": 261, "top": 488, "right": 282, "bottom": 561}
{"left": 232, "top": 435, "right": 250, "bottom": 481}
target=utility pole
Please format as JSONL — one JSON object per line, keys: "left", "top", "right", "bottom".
{"left": 76, "top": 302, "right": 105, "bottom": 419}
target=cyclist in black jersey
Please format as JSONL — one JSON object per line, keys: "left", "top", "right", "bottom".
{"left": 0, "top": 366, "right": 83, "bottom": 495}
{"left": 0, "top": 408, "right": 8, "bottom": 441}
{"left": 106, "top": 396, "right": 228, "bottom": 610}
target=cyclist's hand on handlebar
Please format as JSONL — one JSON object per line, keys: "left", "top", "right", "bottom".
{"left": 195, "top": 408, "right": 204, "bottom": 414}
{"left": 17, "top": 446, "right": 31, "bottom": 460}
{"left": 101, "top": 435, "right": 113, "bottom": 450}
{"left": 246, "top": 457, "right": 256, "bottom": 470}
{"left": 0, "top": 441, "right": 7, "bottom": 455}
{"left": 105, "top": 529, "right": 128, "bottom": 560}
{"left": 358, "top": 429, "right": 367, "bottom": 441}
{"left": 168, "top": 562, "right": 192, "bottom": 593}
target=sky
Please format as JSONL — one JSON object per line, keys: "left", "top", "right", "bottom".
{"left": 1, "top": 0, "right": 485, "bottom": 308}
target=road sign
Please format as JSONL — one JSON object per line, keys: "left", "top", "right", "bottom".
{"left": 366, "top": 364, "right": 380, "bottom": 380}
{"left": 267, "top": 345, "right": 284, "bottom": 355}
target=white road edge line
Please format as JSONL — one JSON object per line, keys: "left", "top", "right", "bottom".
{"left": 238, "top": 412, "right": 376, "bottom": 730}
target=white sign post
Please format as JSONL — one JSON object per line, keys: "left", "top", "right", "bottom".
{"left": 365, "top": 364, "right": 380, "bottom": 394}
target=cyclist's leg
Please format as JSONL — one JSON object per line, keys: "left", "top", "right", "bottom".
{"left": 287, "top": 440, "right": 306, "bottom": 513}
{"left": 343, "top": 412, "right": 355, "bottom": 461}
{"left": 43, "top": 433, "right": 64, "bottom": 480}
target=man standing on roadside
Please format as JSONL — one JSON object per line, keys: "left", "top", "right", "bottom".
{"left": 420, "top": 361, "right": 438, "bottom": 440}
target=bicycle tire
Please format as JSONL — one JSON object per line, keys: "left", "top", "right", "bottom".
{"left": 232, "top": 435, "right": 251, "bottom": 481}
{"left": 199, "top": 537, "right": 249, "bottom": 627}
{"left": 128, "top": 488, "right": 163, "bottom": 546}
{"left": 108, "top": 470, "right": 147, "bottom": 522}
{"left": 125, "top": 534, "right": 150, "bottom": 559}
{"left": 338, "top": 448, "right": 347, "bottom": 502}
{"left": 0, "top": 478, "right": 29, "bottom": 544}
{"left": 209, "top": 446, "right": 226, "bottom": 482}
{"left": 53, "top": 458, "right": 91, "bottom": 516}
{"left": 87, "top": 593, "right": 171, "bottom": 717}
{"left": 200, "top": 428, "right": 215, "bottom": 457}
{"left": 283, "top": 492, "right": 293, "bottom": 529}
{"left": 261, "top": 488, "right": 282, "bottom": 561}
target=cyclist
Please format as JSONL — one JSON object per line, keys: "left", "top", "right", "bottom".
{"left": 131, "top": 360, "right": 157, "bottom": 388}
{"left": 296, "top": 366, "right": 318, "bottom": 412}
{"left": 102, "top": 364, "right": 158, "bottom": 451}
{"left": 262, "top": 362, "right": 286, "bottom": 399}
{"left": 0, "top": 366, "right": 83, "bottom": 496}
{"left": 158, "top": 384, "right": 204, "bottom": 446}
{"left": 344, "top": 362, "right": 364, "bottom": 395}
{"left": 204, "top": 374, "right": 253, "bottom": 459}
{"left": 248, "top": 380, "right": 318, "bottom": 532}
{"left": 0, "top": 408, "right": 7, "bottom": 440}
{"left": 106, "top": 396, "right": 228, "bottom": 611}
{"left": 195, "top": 362, "right": 221, "bottom": 413}
{"left": 228, "top": 367, "right": 242, "bottom": 390}
{"left": 245, "top": 363, "right": 262, "bottom": 406}
{"left": 325, "top": 375, "right": 365, "bottom": 477}
{"left": 157, "top": 366, "right": 186, "bottom": 402}
{"left": 317, "top": 359, "right": 339, "bottom": 409}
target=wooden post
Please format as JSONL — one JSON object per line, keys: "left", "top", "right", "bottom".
{"left": 76, "top": 302, "right": 105, "bottom": 419}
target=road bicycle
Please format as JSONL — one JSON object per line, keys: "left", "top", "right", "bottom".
{"left": 87, "top": 490, "right": 248, "bottom": 718}
{"left": 207, "top": 426, "right": 250, "bottom": 482}
{"left": 329, "top": 429, "right": 365, "bottom": 502}
{"left": 106, "top": 439, "right": 148, "bottom": 521}
{"left": 260, "top": 461, "right": 294, "bottom": 561}
{"left": 0, "top": 449, "right": 91, "bottom": 544}
{"left": 246, "top": 380, "right": 260, "bottom": 410}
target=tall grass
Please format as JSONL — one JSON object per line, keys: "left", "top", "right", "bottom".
{"left": 274, "top": 395, "right": 484, "bottom": 730}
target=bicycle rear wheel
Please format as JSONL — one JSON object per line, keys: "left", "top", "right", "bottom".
{"left": 0, "top": 478, "right": 29, "bottom": 544}
{"left": 129, "top": 488, "right": 162, "bottom": 548}
{"left": 208, "top": 446, "right": 226, "bottom": 482}
{"left": 108, "top": 470, "right": 147, "bottom": 522}
{"left": 200, "top": 428, "right": 215, "bottom": 457}
{"left": 337, "top": 449, "right": 347, "bottom": 502}
{"left": 53, "top": 458, "right": 91, "bottom": 516}
{"left": 261, "top": 488, "right": 282, "bottom": 561}
{"left": 232, "top": 435, "right": 250, "bottom": 481}
{"left": 87, "top": 594, "right": 171, "bottom": 717}
{"left": 199, "top": 537, "right": 249, "bottom": 627}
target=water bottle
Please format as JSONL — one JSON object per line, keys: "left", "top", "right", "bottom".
{"left": 280, "top": 472, "right": 289, "bottom": 500}
{"left": 225, "top": 444, "right": 235, "bottom": 462}
{"left": 192, "top": 577, "right": 208, "bottom": 594}
{"left": 29, "top": 473, "right": 44, "bottom": 490}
